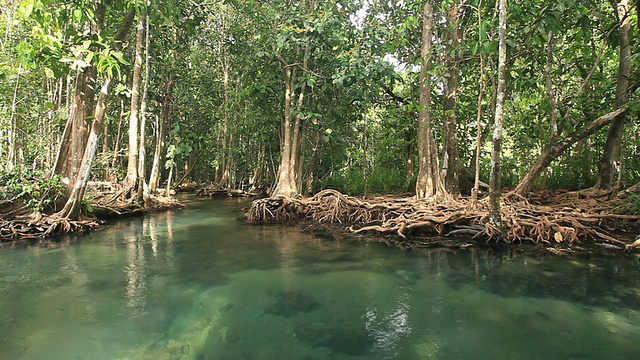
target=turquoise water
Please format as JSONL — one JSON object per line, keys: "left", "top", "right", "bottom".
{"left": 1, "top": 196, "right": 639, "bottom": 360}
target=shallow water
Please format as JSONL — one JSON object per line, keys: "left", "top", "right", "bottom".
{"left": 1, "top": 196, "right": 639, "bottom": 360}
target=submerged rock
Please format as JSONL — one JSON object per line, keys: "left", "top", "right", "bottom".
{"left": 294, "top": 320, "right": 374, "bottom": 355}
{"left": 265, "top": 290, "right": 319, "bottom": 317}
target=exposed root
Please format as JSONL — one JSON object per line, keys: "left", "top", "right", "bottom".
{"left": 1, "top": 212, "right": 102, "bottom": 240}
{"left": 1, "top": 186, "right": 183, "bottom": 241}
{"left": 246, "top": 189, "right": 640, "bottom": 251}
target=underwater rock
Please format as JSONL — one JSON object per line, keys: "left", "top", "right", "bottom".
{"left": 219, "top": 302, "right": 234, "bottom": 314}
{"left": 396, "top": 269, "right": 422, "bottom": 285}
{"left": 265, "top": 290, "right": 319, "bottom": 317}
{"left": 294, "top": 320, "right": 374, "bottom": 355}
{"left": 415, "top": 337, "right": 440, "bottom": 359}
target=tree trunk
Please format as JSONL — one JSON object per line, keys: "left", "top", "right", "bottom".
{"left": 472, "top": 0, "right": 486, "bottom": 202}
{"left": 416, "top": 2, "right": 446, "bottom": 200}
{"left": 489, "top": 0, "right": 507, "bottom": 227}
{"left": 442, "top": 2, "right": 464, "bottom": 197}
{"left": 137, "top": 12, "right": 150, "bottom": 204}
{"left": 52, "top": 5, "right": 106, "bottom": 194}
{"left": 55, "top": 8, "right": 136, "bottom": 219}
{"left": 513, "top": 106, "right": 628, "bottom": 195}
{"left": 596, "top": 0, "right": 630, "bottom": 190}
{"left": 305, "top": 126, "right": 321, "bottom": 195}
{"left": 219, "top": 61, "right": 231, "bottom": 187}
{"left": 272, "top": 61, "right": 298, "bottom": 197}
{"left": 53, "top": 65, "right": 96, "bottom": 192}
{"left": 125, "top": 13, "right": 145, "bottom": 194}
{"left": 545, "top": 31, "right": 559, "bottom": 144}
{"left": 149, "top": 74, "right": 173, "bottom": 193}
{"left": 405, "top": 128, "right": 415, "bottom": 189}
{"left": 6, "top": 65, "right": 21, "bottom": 171}
{"left": 57, "top": 77, "right": 112, "bottom": 219}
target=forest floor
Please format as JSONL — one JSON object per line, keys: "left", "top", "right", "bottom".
{"left": 246, "top": 189, "right": 640, "bottom": 256}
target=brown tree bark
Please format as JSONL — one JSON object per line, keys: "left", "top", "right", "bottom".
{"left": 56, "top": 8, "right": 136, "bottom": 219}
{"left": 52, "top": 4, "right": 105, "bottom": 194}
{"left": 596, "top": 0, "right": 631, "bottom": 190}
{"left": 416, "top": 2, "right": 446, "bottom": 200}
{"left": 441, "top": 1, "right": 466, "bottom": 197}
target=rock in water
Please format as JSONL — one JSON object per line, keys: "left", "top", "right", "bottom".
{"left": 294, "top": 320, "right": 374, "bottom": 355}
{"left": 265, "top": 290, "right": 319, "bottom": 317}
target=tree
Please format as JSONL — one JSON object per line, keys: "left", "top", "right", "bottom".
{"left": 440, "top": 0, "right": 468, "bottom": 197}
{"left": 55, "top": 6, "right": 136, "bottom": 219}
{"left": 596, "top": 0, "right": 631, "bottom": 191}
{"left": 415, "top": 1, "right": 446, "bottom": 200}
{"left": 489, "top": 0, "right": 507, "bottom": 227}
{"left": 124, "top": 12, "right": 146, "bottom": 199}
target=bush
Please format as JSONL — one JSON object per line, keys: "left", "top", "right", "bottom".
{"left": 0, "top": 169, "right": 64, "bottom": 212}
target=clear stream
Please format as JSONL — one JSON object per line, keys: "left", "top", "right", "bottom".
{"left": 1, "top": 195, "right": 639, "bottom": 360}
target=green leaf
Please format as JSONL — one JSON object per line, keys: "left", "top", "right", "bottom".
{"left": 111, "top": 51, "right": 129, "bottom": 65}
{"left": 18, "top": 0, "right": 34, "bottom": 19}
{"left": 44, "top": 67, "right": 54, "bottom": 78}
{"left": 73, "top": 9, "right": 83, "bottom": 22}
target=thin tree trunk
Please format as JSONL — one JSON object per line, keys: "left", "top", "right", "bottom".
{"left": 289, "top": 43, "right": 310, "bottom": 191}
{"left": 111, "top": 98, "right": 124, "bottom": 170}
{"left": 513, "top": 107, "right": 628, "bottom": 195}
{"left": 219, "top": 61, "right": 230, "bottom": 187}
{"left": 472, "top": 0, "right": 485, "bottom": 202}
{"left": 416, "top": 2, "right": 446, "bottom": 199}
{"left": 489, "top": 0, "right": 507, "bottom": 227}
{"left": 125, "top": 13, "right": 145, "bottom": 193}
{"left": 272, "top": 52, "right": 299, "bottom": 197}
{"left": 149, "top": 75, "right": 173, "bottom": 193}
{"left": 405, "top": 129, "right": 415, "bottom": 189}
{"left": 137, "top": 12, "right": 150, "bottom": 204}
{"left": 305, "top": 126, "right": 321, "bottom": 195}
{"left": 6, "top": 65, "right": 21, "bottom": 171}
{"left": 546, "top": 31, "right": 559, "bottom": 144}
{"left": 164, "top": 164, "right": 173, "bottom": 197}
{"left": 596, "top": 0, "right": 630, "bottom": 190}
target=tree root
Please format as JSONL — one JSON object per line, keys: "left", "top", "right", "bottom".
{"left": 245, "top": 189, "right": 640, "bottom": 251}
{"left": 1, "top": 212, "right": 103, "bottom": 240}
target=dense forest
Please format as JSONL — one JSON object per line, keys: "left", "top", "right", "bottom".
{"left": 0, "top": 0, "right": 639, "bottom": 246}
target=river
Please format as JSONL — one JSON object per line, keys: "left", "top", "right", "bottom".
{"left": 1, "top": 195, "right": 639, "bottom": 359}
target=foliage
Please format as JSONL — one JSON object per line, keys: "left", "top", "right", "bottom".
{"left": 1, "top": 0, "right": 639, "bottom": 208}
{"left": 0, "top": 169, "right": 64, "bottom": 211}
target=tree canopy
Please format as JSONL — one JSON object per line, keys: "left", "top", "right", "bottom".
{"left": 1, "top": 0, "right": 639, "bottom": 219}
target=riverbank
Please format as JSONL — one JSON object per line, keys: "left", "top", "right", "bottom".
{"left": 246, "top": 189, "right": 640, "bottom": 256}
{"left": 0, "top": 193, "right": 183, "bottom": 242}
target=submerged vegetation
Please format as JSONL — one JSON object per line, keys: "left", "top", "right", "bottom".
{"left": 0, "top": 0, "right": 639, "bottom": 248}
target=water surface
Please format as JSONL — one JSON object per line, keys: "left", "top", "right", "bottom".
{"left": 1, "top": 196, "right": 639, "bottom": 359}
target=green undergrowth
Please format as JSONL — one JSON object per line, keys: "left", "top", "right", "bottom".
{"left": 0, "top": 169, "right": 64, "bottom": 212}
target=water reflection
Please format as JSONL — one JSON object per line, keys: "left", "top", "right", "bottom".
{"left": 0, "top": 197, "right": 639, "bottom": 360}
{"left": 125, "top": 239, "right": 147, "bottom": 315}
